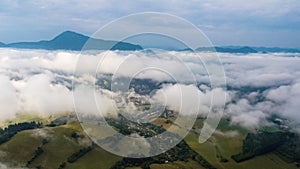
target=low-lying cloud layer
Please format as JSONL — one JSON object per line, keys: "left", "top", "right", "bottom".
{"left": 0, "top": 48, "right": 300, "bottom": 133}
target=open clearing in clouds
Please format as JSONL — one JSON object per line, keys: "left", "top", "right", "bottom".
{"left": 0, "top": 48, "right": 300, "bottom": 133}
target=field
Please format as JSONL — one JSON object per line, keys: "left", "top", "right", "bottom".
{"left": 184, "top": 118, "right": 299, "bottom": 169}
{"left": 0, "top": 116, "right": 299, "bottom": 169}
{"left": 0, "top": 122, "right": 121, "bottom": 169}
{"left": 150, "top": 160, "right": 207, "bottom": 169}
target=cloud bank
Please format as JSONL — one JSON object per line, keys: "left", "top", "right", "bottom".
{"left": 0, "top": 48, "right": 300, "bottom": 133}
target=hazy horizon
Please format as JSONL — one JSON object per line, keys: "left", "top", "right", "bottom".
{"left": 0, "top": 1, "right": 300, "bottom": 48}
{"left": 0, "top": 30, "right": 299, "bottom": 50}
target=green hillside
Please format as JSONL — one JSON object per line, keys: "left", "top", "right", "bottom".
{"left": 0, "top": 116, "right": 299, "bottom": 169}
{"left": 184, "top": 118, "right": 299, "bottom": 169}
{"left": 0, "top": 122, "right": 121, "bottom": 169}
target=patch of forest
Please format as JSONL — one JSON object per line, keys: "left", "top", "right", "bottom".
{"left": 0, "top": 121, "right": 42, "bottom": 144}
{"left": 67, "top": 145, "right": 93, "bottom": 163}
{"left": 232, "top": 130, "right": 300, "bottom": 165}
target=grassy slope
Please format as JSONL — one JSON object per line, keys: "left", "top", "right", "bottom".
{"left": 0, "top": 117, "right": 216, "bottom": 169}
{"left": 184, "top": 118, "right": 299, "bottom": 169}
{"left": 0, "top": 130, "right": 42, "bottom": 167}
{"left": 29, "top": 126, "right": 83, "bottom": 169}
{"left": 0, "top": 122, "right": 121, "bottom": 169}
{"left": 0, "top": 117, "right": 299, "bottom": 169}
{"left": 149, "top": 160, "right": 207, "bottom": 169}
{"left": 65, "top": 147, "right": 122, "bottom": 169}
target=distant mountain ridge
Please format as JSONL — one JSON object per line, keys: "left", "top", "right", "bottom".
{"left": 196, "top": 46, "right": 258, "bottom": 53}
{"left": 0, "top": 31, "right": 142, "bottom": 51}
{"left": 251, "top": 46, "right": 300, "bottom": 53}
{"left": 0, "top": 31, "right": 299, "bottom": 53}
{"left": 197, "top": 46, "right": 300, "bottom": 53}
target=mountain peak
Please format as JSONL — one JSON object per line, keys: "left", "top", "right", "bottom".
{"left": 2, "top": 30, "right": 142, "bottom": 51}
{"left": 52, "top": 31, "right": 89, "bottom": 42}
{"left": 0, "top": 42, "right": 5, "bottom": 47}
{"left": 60, "top": 30, "right": 85, "bottom": 36}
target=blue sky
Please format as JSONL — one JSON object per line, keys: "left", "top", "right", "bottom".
{"left": 0, "top": 0, "right": 300, "bottom": 48}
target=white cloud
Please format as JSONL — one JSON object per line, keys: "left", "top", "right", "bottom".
{"left": 0, "top": 75, "right": 18, "bottom": 121}
{"left": 73, "top": 85, "right": 117, "bottom": 117}
{"left": 15, "top": 74, "right": 73, "bottom": 115}
{"left": 152, "top": 84, "right": 201, "bottom": 116}
{"left": 221, "top": 53, "right": 300, "bottom": 87}
{"left": 226, "top": 99, "right": 270, "bottom": 129}
{"left": 265, "top": 83, "right": 300, "bottom": 129}
{"left": 0, "top": 48, "right": 300, "bottom": 133}
{"left": 152, "top": 83, "right": 228, "bottom": 117}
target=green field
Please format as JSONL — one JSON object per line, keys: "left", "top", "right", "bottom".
{"left": 0, "top": 130, "right": 42, "bottom": 167}
{"left": 150, "top": 160, "right": 207, "bottom": 169}
{"left": 65, "top": 148, "right": 122, "bottom": 169}
{"left": 184, "top": 118, "right": 299, "bottom": 169}
{"left": 0, "top": 116, "right": 299, "bottom": 169}
{"left": 0, "top": 122, "right": 121, "bottom": 169}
